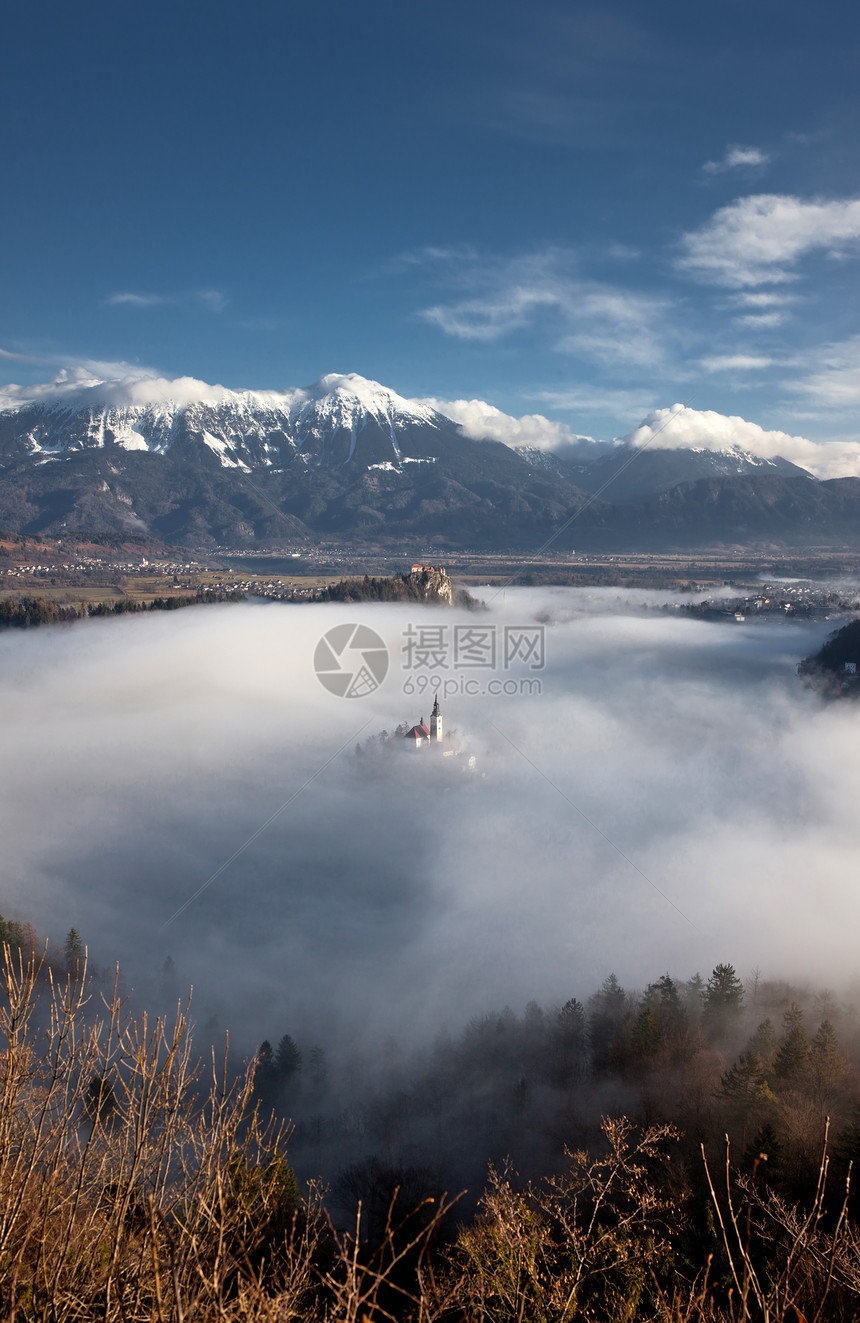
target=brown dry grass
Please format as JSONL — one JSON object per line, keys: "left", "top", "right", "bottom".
{"left": 1, "top": 944, "right": 859, "bottom": 1321}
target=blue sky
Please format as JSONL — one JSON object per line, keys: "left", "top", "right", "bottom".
{"left": 3, "top": 0, "right": 860, "bottom": 448}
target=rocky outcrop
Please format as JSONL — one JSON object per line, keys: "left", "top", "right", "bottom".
{"left": 407, "top": 565, "right": 453, "bottom": 604}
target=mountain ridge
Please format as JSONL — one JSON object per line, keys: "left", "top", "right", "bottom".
{"left": 0, "top": 369, "right": 857, "bottom": 549}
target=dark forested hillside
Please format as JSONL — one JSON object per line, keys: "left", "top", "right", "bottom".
{"left": 257, "top": 962, "right": 860, "bottom": 1218}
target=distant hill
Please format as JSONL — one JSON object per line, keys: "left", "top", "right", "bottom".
{"left": 540, "top": 443, "right": 812, "bottom": 505}
{"left": 807, "top": 618, "right": 860, "bottom": 669}
{"left": 799, "top": 617, "right": 860, "bottom": 697}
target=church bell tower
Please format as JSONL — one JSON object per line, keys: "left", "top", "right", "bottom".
{"left": 430, "top": 693, "right": 443, "bottom": 742}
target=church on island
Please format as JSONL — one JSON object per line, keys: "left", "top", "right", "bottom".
{"left": 404, "top": 695, "right": 442, "bottom": 749}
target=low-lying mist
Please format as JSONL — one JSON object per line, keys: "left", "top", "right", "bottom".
{"left": 0, "top": 587, "right": 855, "bottom": 1059}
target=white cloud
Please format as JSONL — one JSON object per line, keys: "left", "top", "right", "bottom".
{"left": 416, "top": 248, "right": 673, "bottom": 370}
{"left": 678, "top": 193, "right": 860, "bottom": 286}
{"left": 196, "top": 289, "right": 227, "bottom": 313}
{"left": 416, "top": 386, "right": 860, "bottom": 478}
{"left": 555, "top": 288, "right": 671, "bottom": 369}
{"left": 730, "top": 291, "right": 795, "bottom": 308}
{"left": 419, "top": 397, "right": 592, "bottom": 451}
{"left": 699, "top": 354, "right": 776, "bottom": 372}
{"left": 107, "top": 292, "right": 169, "bottom": 308}
{"left": 736, "top": 311, "right": 787, "bottom": 328}
{"left": 0, "top": 362, "right": 152, "bottom": 409}
{"left": 0, "top": 347, "right": 49, "bottom": 364}
{"left": 623, "top": 403, "right": 860, "bottom": 477}
{"left": 702, "top": 144, "right": 770, "bottom": 174}
{"left": 535, "top": 386, "right": 659, "bottom": 417}
{"left": 422, "top": 287, "right": 560, "bottom": 341}
{"left": 391, "top": 243, "right": 479, "bottom": 269}
{"left": 0, "top": 364, "right": 240, "bottom": 411}
{"left": 106, "top": 289, "right": 227, "bottom": 312}
{"left": 788, "top": 335, "right": 860, "bottom": 409}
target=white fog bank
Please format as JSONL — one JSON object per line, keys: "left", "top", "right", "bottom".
{"left": 0, "top": 590, "right": 855, "bottom": 1050}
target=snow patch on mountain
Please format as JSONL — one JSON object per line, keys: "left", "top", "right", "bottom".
{"left": 0, "top": 370, "right": 447, "bottom": 471}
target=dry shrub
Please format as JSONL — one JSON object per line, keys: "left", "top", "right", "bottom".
{"left": 3, "top": 940, "right": 860, "bottom": 1323}
{"left": 431, "top": 1117, "right": 683, "bottom": 1321}
{"left": 0, "top": 943, "right": 320, "bottom": 1320}
{"left": 700, "top": 1121, "right": 860, "bottom": 1323}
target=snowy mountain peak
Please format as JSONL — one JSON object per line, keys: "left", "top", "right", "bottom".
{"left": 292, "top": 372, "right": 441, "bottom": 428}
{"left": 0, "top": 367, "right": 445, "bottom": 471}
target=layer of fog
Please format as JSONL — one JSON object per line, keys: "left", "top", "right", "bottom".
{"left": 0, "top": 588, "right": 856, "bottom": 1058}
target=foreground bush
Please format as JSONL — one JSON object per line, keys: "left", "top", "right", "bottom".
{"left": 0, "top": 943, "right": 859, "bottom": 1320}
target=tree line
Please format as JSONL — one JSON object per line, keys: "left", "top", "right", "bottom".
{"left": 0, "top": 588, "right": 244, "bottom": 629}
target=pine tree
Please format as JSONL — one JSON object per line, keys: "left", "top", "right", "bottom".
{"left": 275, "top": 1034, "right": 302, "bottom": 1081}
{"left": 809, "top": 1019, "right": 848, "bottom": 1102}
{"left": 552, "top": 998, "right": 586, "bottom": 1087}
{"left": 720, "top": 1049, "right": 763, "bottom": 1100}
{"left": 587, "top": 974, "right": 629, "bottom": 1074}
{"left": 628, "top": 1007, "right": 662, "bottom": 1071}
{"left": 742, "top": 1121, "right": 784, "bottom": 1178}
{"left": 773, "top": 1002, "right": 809, "bottom": 1085}
{"left": 702, "top": 963, "right": 744, "bottom": 1040}
{"left": 255, "top": 1040, "right": 278, "bottom": 1099}
{"left": 747, "top": 1018, "right": 778, "bottom": 1070}
{"left": 557, "top": 997, "right": 586, "bottom": 1042}
{"left": 643, "top": 974, "right": 688, "bottom": 1051}
{"left": 683, "top": 973, "right": 705, "bottom": 1027}
{"left": 63, "top": 928, "right": 84, "bottom": 974}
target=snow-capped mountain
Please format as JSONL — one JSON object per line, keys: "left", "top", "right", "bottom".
{"left": 0, "top": 369, "right": 592, "bottom": 545}
{"left": 518, "top": 440, "right": 812, "bottom": 504}
{"left": 0, "top": 366, "right": 853, "bottom": 550}
{"left": 0, "top": 372, "right": 449, "bottom": 472}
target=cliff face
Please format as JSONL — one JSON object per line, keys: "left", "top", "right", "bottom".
{"left": 408, "top": 566, "right": 453, "bottom": 604}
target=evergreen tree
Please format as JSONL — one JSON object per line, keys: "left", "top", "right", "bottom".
{"left": 773, "top": 1003, "right": 810, "bottom": 1085}
{"left": 645, "top": 973, "right": 683, "bottom": 1017}
{"left": 552, "top": 997, "right": 586, "bottom": 1086}
{"left": 718, "top": 1049, "right": 776, "bottom": 1130}
{"left": 747, "top": 1018, "right": 778, "bottom": 1070}
{"left": 642, "top": 974, "right": 689, "bottom": 1053}
{"left": 742, "top": 1121, "right": 784, "bottom": 1179}
{"left": 0, "top": 915, "right": 25, "bottom": 952}
{"left": 628, "top": 1007, "right": 662, "bottom": 1072}
{"left": 702, "top": 963, "right": 744, "bottom": 1039}
{"left": 809, "top": 1020, "right": 848, "bottom": 1102}
{"left": 683, "top": 973, "right": 705, "bottom": 1026}
{"left": 275, "top": 1034, "right": 302, "bottom": 1081}
{"left": 63, "top": 927, "right": 84, "bottom": 974}
{"left": 255, "top": 1040, "right": 278, "bottom": 1100}
{"left": 588, "top": 974, "right": 629, "bottom": 1074}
